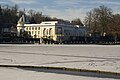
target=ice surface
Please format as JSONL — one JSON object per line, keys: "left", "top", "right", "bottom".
{"left": 0, "top": 67, "right": 117, "bottom": 80}
{"left": 0, "top": 44, "right": 120, "bottom": 72}
{"left": 0, "top": 44, "right": 120, "bottom": 80}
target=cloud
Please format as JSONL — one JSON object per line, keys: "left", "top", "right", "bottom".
{"left": 52, "top": 0, "right": 120, "bottom": 21}
{"left": 0, "top": 0, "right": 8, "bottom": 4}
{"left": 91, "top": 0, "right": 120, "bottom": 5}
{"left": 9, "top": 0, "right": 120, "bottom": 22}
{"left": 0, "top": 1, "right": 6, "bottom": 4}
{"left": 37, "top": 6, "right": 90, "bottom": 22}
{"left": 55, "top": 0, "right": 120, "bottom": 6}
{"left": 10, "top": 0, "right": 36, "bottom": 4}
{"left": 55, "top": 0, "right": 80, "bottom": 5}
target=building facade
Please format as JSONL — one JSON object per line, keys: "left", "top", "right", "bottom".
{"left": 17, "top": 15, "right": 86, "bottom": 43}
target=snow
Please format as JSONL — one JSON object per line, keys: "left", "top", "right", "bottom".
{"left": 0, "top": 44, "right": 120, "bottom": 79}
{"left": 0, "top": 67, "right": 118, "bottom": 80}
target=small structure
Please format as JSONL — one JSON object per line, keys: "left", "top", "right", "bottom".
{"left": 0, "top": 23, "right": 17, "bottom": 36}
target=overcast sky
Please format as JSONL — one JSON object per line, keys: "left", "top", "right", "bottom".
{"left": 0, "top": 0, "right": 120, "bottom": 21}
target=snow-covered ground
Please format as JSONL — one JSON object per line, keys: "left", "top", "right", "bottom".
{"left": 0, "top": 67, "right": 116, "bottom": 80}
{"left": 0, "top": 44, "right": 120, "bottom": 79}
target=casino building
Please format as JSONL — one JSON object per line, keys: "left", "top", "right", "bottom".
{"left": 17, "top": 15, "right": 86, "bottom": 43}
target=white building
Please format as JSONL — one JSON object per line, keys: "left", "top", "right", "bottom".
{"left": 17, "top": 15, "right": 86, "bottom": 43}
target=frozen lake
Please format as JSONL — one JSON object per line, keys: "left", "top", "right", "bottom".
{"left": 0, "top": 44, "right": 120, "bottom": 80}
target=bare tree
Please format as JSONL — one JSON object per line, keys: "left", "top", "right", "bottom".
{"left": 71, "top": 18, "right": 83, "bottom": 26}
{"left": 108, "top": 14, "right": 120, "bottom": 37}
{"left": 84, "top": 5, "right": 113, "bottom": 36}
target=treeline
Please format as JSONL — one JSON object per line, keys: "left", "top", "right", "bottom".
{"left": 0, "top": 4, "right": 120, "bottom": 37}
{"left": 84, "top": 5, "right": 120, "bottom": 37}
{"left": 0, "top": 4, "right": 18, "bottom": 24}
{"left": 0, "top": 4, "right": 71, "bottom": 25}
{"left": 0, "top": 4, "right": 84, "bottom": 26}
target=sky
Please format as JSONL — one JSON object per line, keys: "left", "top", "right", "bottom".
{"left": 0, "top": 0, "right": 120, "bottom": 21}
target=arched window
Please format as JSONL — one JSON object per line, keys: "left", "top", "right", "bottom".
{"left": 43, "top": 28, "right": 47, "bottom": 36}
{"left": 46, "top": 29, "right": 48, "bottom": 35}
{"left": 49, "top": 28, "right": 53, "bottom": 36}
{"left": 38, "top": 27, "right": 40, "bottom": 30}
{"left": 35, "top": 27, "right": 37, "bottom": 30}
{"left": 29, "top": 27, "right": 31, "bottom": 30}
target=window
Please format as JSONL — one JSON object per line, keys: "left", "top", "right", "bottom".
{"left": 29, "top": 32, "right": 31, "bottom": 35}
{"left": 29, "top": 27, "right": 31, "bottom": 30}
{"left": 3, "top": 28, "right": 9, "bottom": 32}
{"left": 38, "top": 27, "right": 40, "bottom": 30}
{"left": 49, "top": 28, "right": 53, "bottom": 36}
{"left": 35, "top": 27, "right": 37, "bottom": 30}
{"left": 57, "top": 27, "right": 62, "bottom": 34}
{"left": 35, "top": 31, "right": 37, "bottom": 34}
{"left": 43, "top": 28, "right": 47, "bottom": 36}
{"left": 38, "top": 31, "right": 40, "bottom": 34}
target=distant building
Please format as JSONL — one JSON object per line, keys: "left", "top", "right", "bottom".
{"left": 0, "top": 23, "right": 17, "bottom": 36}
{"left": 17, "top": 15, "right": 86, "bottom": 43}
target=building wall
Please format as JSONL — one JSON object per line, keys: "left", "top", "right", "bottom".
{"left": 25, "top": 26, "right": 41, "bottom": 38}
{"left": 17, "top": 21, "right": 86, "bottom": 42}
